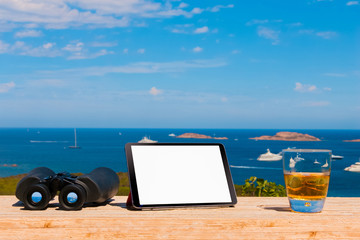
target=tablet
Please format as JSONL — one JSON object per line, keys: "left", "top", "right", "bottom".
{"left": 125, "top": 143, "right": 237, "bottom": 209}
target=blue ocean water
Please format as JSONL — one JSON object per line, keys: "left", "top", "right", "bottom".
{"left": 0, "top": 128, "right": 359, "bottom": 197}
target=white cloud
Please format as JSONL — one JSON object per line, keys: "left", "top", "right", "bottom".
{"left": 298, "top": 29, "right": 314, "bottom": 35}
{"left": 29, "top": 79, "right": 65, "bottom": 87}
{"left": 194, "top": 26, "right": 208, "bottom": 34}
{"left": 24, "top": 23, "right": 38, "bottom": 28}
{"left": 316, "top": 31, "right": 337, "bottom": 39}
{"left": 5, "top": 40, "right": 61, "bottom": 57}
{"left": 257, "top": 26, "right": 280, "bottom": 45}
{"left": 62, "top": 41, "right": 114, "bottom": 59}
{"left": 210, "top": 4, "right": 234, "bottom": 12}
{"left": 40, "top": 59, "right": 227, "bottom": 76}
{"left": 43, "top": 42, "right": 55, "bottom": 49}
{"left": 0, "top": 40, "right": 10, "bottom": 53}
{"left": 302, "top": 101, "right": 330, "bottom": 107}
{"left": 90, "top": 41, "right": 118, "bottom": 47}
{"left": 300, "top": 30, "right": 337, "bottom": 39}
{"left": 323, "top": 87, "right": 332, "bottom": 91}
{"left": 231, "top": 50, "right": 240, "bottom": 54}
{"left": 62, "top": 42, "right": 84, "bottom": 52}
{"left": 221, "top": 97, "right": 228, "bottom": 102}
{"left": 246, "top": 19, "right": 269, "bottom": 26}
{"left": 294, "top": 82, "right": 317, "bottom": 93}
{"left": 0, "top": 39, "right": 112, "bottom": 59}
{"left": 0, "top": 1, "right": 129, "bottom": 29}
{"left": 0, "top": 81, "right": 15, "bottom": 93}
{"left": 137, "top": 48, "right": 145, "bottom": 54}
{"left": 346, "top": 1, "right": 359, "bottom": 5}
{"left": 149, "top": 87, "right": 163, "bottom": 96}
{"left": 168, "top": 23, "right": 193, "bottom": 34}
{"left": 123, "top": 48, "right": 129, "bottom": 54}
{"left": 191, "top": 7, "right": 203, "bottom": 14}
{"left": 178, "top": 2, "right": 188, "bottom": 8}
{"left": 68, "top": 49, "right": 114, "bottom": 60}
{"left": 193, "top": 46, "right": 203, "bottom": 52}
{"left": 0, "top": 0, "right": 209, "bottom": 29}
{"left": 324, "top": 73, "right": 347, "bottom": 77}
{"left": 0, "top": 21, "right": 17, "bottom": 32}
{"left": 288, "top": 22, "right": 303, "bottom": 27}
{"left": 14, "top": 30, "right": 42, "bottom": 38}
{"left": 171, "top": 28, "right": 187, "bottom": 34}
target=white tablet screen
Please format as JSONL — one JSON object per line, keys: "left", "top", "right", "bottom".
{"left": 131, "top": 145, "right": 232, "bottom": 205}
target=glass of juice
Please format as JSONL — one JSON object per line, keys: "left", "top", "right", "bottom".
{"left": 282, "top": 149, "right": 331, "bottom": 213}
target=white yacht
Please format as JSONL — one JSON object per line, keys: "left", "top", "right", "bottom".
{"left": 138, "top": 136, "right": 158, "bottom": 143}
{"left": 294, "top": 153, "right": 305, "bottom": 161}
{"left": 314, "top": 159, "right": 321, "bottom": 165}
{"left": 168, "top": 133, "right": 176, "bottom": 137}
{"left": 331, "top": 155, "right": 344, "bottom": 160}
{"left": 257, "top": 149, "right": 282, "bottom": 161}
{"left": 344, "top": 162, "right": 360, "bottom": 172}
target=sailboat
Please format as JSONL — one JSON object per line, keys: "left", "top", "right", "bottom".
{"left": 69, "top": 128, "right": 81, "bottom": 149}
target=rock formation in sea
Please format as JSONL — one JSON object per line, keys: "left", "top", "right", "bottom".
{"left": 176, "top": 133, "right": 228, "bottom": 140}
{"left": 343, "top": 139, "right": 360, "bottom": 142}
{"left": 249, "top": 131, "right": 320, "bottom": 141}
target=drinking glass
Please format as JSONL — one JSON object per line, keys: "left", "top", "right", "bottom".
{"left": 282, "top": 149, "right": 331, "bottom": 213}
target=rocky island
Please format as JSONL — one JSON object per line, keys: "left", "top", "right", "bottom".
{"left": 176, "top": 133, "right": 228, "bottom": 140}
{"left": 343, "top": 139, "right": 360, "bottom": 142}
{"left": 250, "top": 131, "right": 320, "bottom": 141}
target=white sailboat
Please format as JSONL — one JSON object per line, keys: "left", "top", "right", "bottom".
{"left": 321, "top": 160, "right": 329, "bottom": 168}
{"left": 289, "top": 157, "right": 296, "bottom": 168}
{"left": 69, "top": 128, "right": 81, "bottom": 149}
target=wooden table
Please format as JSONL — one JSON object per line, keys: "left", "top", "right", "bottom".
{"left": 0, "top": 196, "right": 359, "bottom": 239}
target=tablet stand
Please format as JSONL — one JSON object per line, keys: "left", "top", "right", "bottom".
{"left": 126, "top": 192, "right": 139, "bottom": 210}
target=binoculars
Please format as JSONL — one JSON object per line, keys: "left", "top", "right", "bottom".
{"left": 15, "top": 167, "right": 119, "bottom": 210}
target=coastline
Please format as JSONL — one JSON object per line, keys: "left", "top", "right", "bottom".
{"left": 0, "top": 128, "right": 359, "bottom": 197}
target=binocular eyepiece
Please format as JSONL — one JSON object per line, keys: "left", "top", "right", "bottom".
{"left": 15, "top": 167, "right": 119, "bottom": 210}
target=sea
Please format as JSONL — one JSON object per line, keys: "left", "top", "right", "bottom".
{"left": 0, "top": 128, "right": 359, "bottom": 197}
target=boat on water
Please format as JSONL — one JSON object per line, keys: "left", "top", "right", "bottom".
{"left": 344, "top": 161, "right": 360, "bottom": 172}
{"left": 332, "top": 155, "right": 344, "bottom": 159}
{"left": 257, "top": 149, "right": 282, "bottom": 161}
{"left": 138, "top": 136, "right": 158, "bottom": 143}
{"left": 168, "top": 133, "right": 176, "bottom": 137}
{"left": 289, "top": 157, "right": 296, "bottom": 168}
{"left": 322, "top": 160, "right": 329, "bottom": 168}
{"left": 69, "top": 128, "right": 81, "bottom": 149}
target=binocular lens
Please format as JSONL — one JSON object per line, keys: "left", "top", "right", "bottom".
{"left": 67, "top": 192, "right": 78, "bottom": 203}
{"left": 31, "top": 192, "right": 42, "bottom": 203}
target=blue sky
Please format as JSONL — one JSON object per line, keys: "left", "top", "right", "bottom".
{"left": 0, "top": 0, "right": 359, "bottom": 129}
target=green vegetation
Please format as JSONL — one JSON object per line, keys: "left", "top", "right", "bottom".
{"left": 0, "top": 174, "right": 26, "bottom": 195}
{"left": 234, "top": 176, "right": 286, "bottom": 197}
{"left": 0, "top": 173, "right": 285, "bottom": 197}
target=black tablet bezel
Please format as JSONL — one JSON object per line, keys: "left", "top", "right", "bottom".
{"left": 125, "top": 142, "right": 237, "bottom": 209}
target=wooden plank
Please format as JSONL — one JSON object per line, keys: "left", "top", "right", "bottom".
{"left": 0, "top": 196, "right": 360, "bottom": 239}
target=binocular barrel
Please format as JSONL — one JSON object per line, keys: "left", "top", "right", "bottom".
{"left": 59, "top": 167, "right": 120, "bottom": 210}
{"left": 15, "top": 167, "right": 119, "bottom": 210}
{"left": 77, "top": 167, "right": 120, "bottom": 203}
{"left": 16, "top": 167, "right": 56, "bottom": 210}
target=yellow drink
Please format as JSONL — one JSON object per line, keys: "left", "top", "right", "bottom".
{"left": 284, "top": 172, "right": 330, "bottom": 200}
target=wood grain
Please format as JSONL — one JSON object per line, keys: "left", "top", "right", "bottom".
{"left": 0, "top": 196, "right": 359, "bottom": 239}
